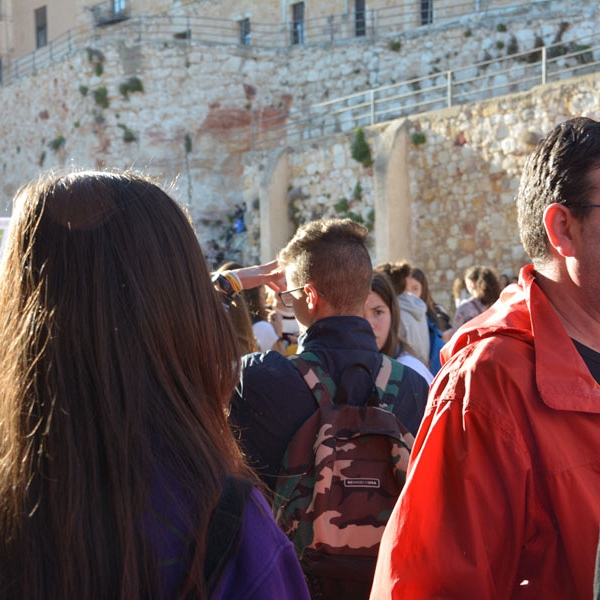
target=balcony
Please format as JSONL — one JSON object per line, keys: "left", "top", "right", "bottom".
{"left": 90, "top": 1, "right": 131, "bottom": 27}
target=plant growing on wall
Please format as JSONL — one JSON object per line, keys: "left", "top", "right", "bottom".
{"left": 48, "top": 136, "right": 66, "bottom": 151}
{"left": 117, "top": 124, "right": 136, "bottom": 142}
{"left": 94, "top": 87, "right": 109, "bottom": 109}
{"left": 506, "top": 35, "right": 519, "bottom": 56}
{"left": 119, "top": 76, "right": 144, "bottom": 99}
{"left": 412, "top": 132, "right": 427, "bottom": 145}
{"left": 86, "top": 47, "right": 105, "bottom": 76}
{"left": 333, "top": 181, "right": 374, "bottom": 231}
{"left": 351, "top": 127, "right": 373, "bottom": 168}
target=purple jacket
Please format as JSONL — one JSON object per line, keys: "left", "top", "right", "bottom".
{"left": 212, "top": 488, "right": 310, "bottom": 599}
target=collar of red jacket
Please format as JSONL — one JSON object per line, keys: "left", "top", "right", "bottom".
{"left": 441, "top": 264, "right": 600, "bottom": 413}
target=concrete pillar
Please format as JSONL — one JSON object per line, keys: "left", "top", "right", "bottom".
{"left": 373, "top": 118, "right": 412, "bottom": 264}
{"left": 259, "top": 147, "right": 294, "bottom": 261}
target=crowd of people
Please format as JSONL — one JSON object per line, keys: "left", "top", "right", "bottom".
{"left": 0, "top": 116, "right": 599, "bottom": 599}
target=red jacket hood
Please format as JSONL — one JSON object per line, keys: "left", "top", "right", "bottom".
{"left": 441, "top": 264, "right": 600, "bottom": 413}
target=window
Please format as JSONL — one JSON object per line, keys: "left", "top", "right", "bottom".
{"left": 355, "top": 0, "right": 366, "bottom": 37}
{"left": 239, "top": 18, "right": 251, "bottom": 46}
{"left": 113, "top": 0, "right": 126, "bottom": 14}
{"left": 291, "top": 2, "right": 305, "bottom": 45}
{"left": 35, "top": 6, "right": 47, "bottom": 49}
{"left": 420, "top": 0, "right": 433, "bottom": 25}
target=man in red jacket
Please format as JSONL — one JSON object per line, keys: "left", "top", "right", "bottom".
{"left": 370, "top": 116, "right": 600, "bottom": 599}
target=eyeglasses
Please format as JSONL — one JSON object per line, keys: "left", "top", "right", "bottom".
{"left": 278, "top": 286, "right": 305, "bottom": 308}
{"left": 278, "top": 285, "right": 325, "bottom": 308}
{"left": 568, "top": 204, "right": 600, "bottom": 209}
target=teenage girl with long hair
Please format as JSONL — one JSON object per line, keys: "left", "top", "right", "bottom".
{"left": 0, "top": 170, "right": 308, "bottom": 599}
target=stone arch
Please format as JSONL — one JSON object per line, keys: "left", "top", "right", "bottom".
{"left": 259, "top": 147, "right": 294, "bottom": 261}
{"left": 373, "top": 118, "right": 412, "bottom": 264}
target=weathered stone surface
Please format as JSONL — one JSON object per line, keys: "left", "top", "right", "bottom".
{"left": 0, "top": 0, "right": 598, "bottom": 289}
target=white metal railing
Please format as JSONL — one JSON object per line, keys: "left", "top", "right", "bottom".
{"left": 250, "top": 32, "right": 600, "bottom": 150}
{"left": 0, "top": 0, "right": 557, "bottom": 87}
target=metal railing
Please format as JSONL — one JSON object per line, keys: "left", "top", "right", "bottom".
{"left": 0, "top": 0, "right": 557, "bottom": 86}
{"left": 250, "top": 32, "right": 600, "bottom": 150}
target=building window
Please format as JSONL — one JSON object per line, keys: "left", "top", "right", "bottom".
{"left": 239, "top": 18, "right": 251, "bottom": 46}
{"left": 420, "top": 0, "right": 433, "bottom": 25}
{"left": 355, "top": 0, "right": 366, "bottom": 37}
{"left": 113, "top": 0, "right": 126, "bottom": 14}
{"left": 291, "top": 2, "right": 305, "bottom": 45}
{"left": 35, "top": 6, "right": 47, "bottom": 49}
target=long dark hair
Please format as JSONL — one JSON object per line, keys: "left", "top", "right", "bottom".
{"left": 0, "top": 171, "right": 251, "bottom": 598}
{"left": 370, "top": 272, "right": 415, "bottom": 359}
{"left": 464, "top": 265, "right": 501, "bottom": 307}
{"left": 374, "top": 261, "right": 411, "bottom": 296}
{"left": 409, "top": 267, "right": 447, "bottom": 330}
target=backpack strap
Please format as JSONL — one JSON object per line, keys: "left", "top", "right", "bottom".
{"left": 289, "top": 352, "right": 401, "bottom": 408}
{"left": 204, "top": 477, "right": 254, "bottom": 596}
{"left": 288, "top": 352, "right": 336, "bottom": 406}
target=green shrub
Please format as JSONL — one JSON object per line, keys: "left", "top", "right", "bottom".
{"left": 117, "top": 124, "right": 136, "bottom": 143}
{"left": 351, "top": 127, "right": 373, "bottom": 167}
{"left": 48, "top": 136, "right": 66, "bottom": 151}
{"left": 93, "top": 86, "right": 109, "bottom": 109}
{"left": 119, "top": 76, "right": 144, "bottom": 99}
{"left": 412, "top": 132, "right": 426, "bottom": 146}
{"left": 334, "top": 198, "right": 349, "bottom": 213}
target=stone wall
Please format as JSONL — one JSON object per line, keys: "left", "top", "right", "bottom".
{"left": 243, "top": 73, "right": 600, "bottom": 312}
{"left": 0, "top": 0, "right": 597, "bottom": 275}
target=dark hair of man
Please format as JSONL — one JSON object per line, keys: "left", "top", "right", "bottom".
{"left": 278, "top": 218, "right": 372, "bottom": 314}
{"left": 465, "top": 265, "right": 501, "bottom": 307}
{"left": 517, "top": 116, "right": 600, "bottom": 263}
{"left": 374, "top": 261, "right": 411, "bottom": 296}
{"left": 0, "top": 170, "right": 253, "bottom": 598}
{"left": 370, "top": 272, "right": 416, "bottom": 359}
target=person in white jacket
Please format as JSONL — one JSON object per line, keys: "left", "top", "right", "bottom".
{"left": 365, "top": 272, "right": 433, "bottom": 385}
{"left": 375, "top": 262, "right": 430, "bottom": 367}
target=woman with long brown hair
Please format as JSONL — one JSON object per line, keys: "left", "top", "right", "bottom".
{"left": 365, "top": 272, "right": 433, "bottom": 385}
{"left": 0, "top": 170, "right": 308, "bottom": 599}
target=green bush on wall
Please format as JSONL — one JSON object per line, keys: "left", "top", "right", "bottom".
{"left": 412, "top": 132, "right": 427, "bottom": 146}
{"left": 351, "top": 127, "right": 373, "bottom": 167}
{"left": 94, "top": 86, "right": 109, "bottom": 109}
{"left": 48, "top": 136, "right": 66, "bottom": 151}
{"left": 119, "top": 76, "right": 144, "bottom": 99}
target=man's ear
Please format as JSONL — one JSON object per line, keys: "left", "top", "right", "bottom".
{"left": 543, "top": 203, "right": 577, "bottom": 258}
{"left": 304, "top": 284, "right": 321, "bottom": 311}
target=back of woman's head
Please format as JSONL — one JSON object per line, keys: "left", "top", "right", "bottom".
{"left": 465, "top": 265, "right": 500, "bottom": 306}
{"left": 374, "top": 261, "right": 411, "bottom": 296}
{"left": 0, "top": 170, "right": 244, "bottom": 598}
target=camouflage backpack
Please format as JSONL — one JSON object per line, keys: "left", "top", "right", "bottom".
{"left": 274, "top": 352, "right": 415, "bottom": 600}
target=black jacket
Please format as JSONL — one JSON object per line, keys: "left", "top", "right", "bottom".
{"left": 229, "top": 315, "right": 429, "bottom": 490}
